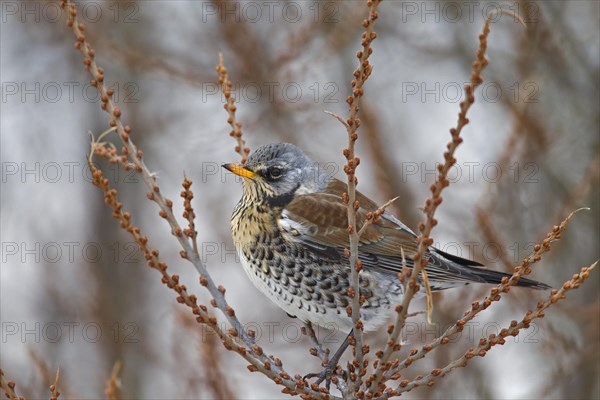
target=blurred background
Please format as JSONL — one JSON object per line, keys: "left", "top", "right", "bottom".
{"left": 1, "top": 0, "right": 599, "bottom": 398}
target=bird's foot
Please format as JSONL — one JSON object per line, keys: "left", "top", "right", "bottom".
{"left": 304, "top": 360, "right": 340, "bottom": 391}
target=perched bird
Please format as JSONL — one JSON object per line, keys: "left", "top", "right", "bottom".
{"left": 224, "top": 143, "right": 549, "bottom": 330}
{"left": 223, "top": 143, "right": 549, "bottom": 378}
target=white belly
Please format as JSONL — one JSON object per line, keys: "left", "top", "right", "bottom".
{"left": 236, "top": 249, "right": 406, "bottom": 333}
{"left": 236, "top": 248, "right": 356, "bottom": 333}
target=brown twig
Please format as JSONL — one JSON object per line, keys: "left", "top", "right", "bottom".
{"left": 378, "top": 208, "right": 587, "bottom": 394}
{"left": 175, "top": 310, "right": 237, "bottom": 398}
{"left": 27, "top": 347, "right": 57, "bottom": 395}
{"left": 63, "top": 1, "right": 330, "bottom": 397}
{"left": 92, "top": 36, "right": 214, "bottom": 89}
{"left": 87, "top": 156, "right": 328, "bottom": 399}
{"left": 211, "top": 0, "right": 267, "bottom": 84}
{"left": 357, "top": 196, "right": 400, "bottom": 237}
{"left": 200, "top": 334, "right": 237, "bottom": 399}
{"left": 368, "top": 11, "right": 525, "bottom": 397}
{"left": 216, "top": 52, "right": 250, "bottom": 163}
{"left": 181, "top": 175, "right": 199, "bottom": 257}
{"left": 49, "top": 369, "right": 61, "bottom": 400}
{"left": 395, "top": 260, "right": 598, "bottom": 394}
{"left": 301, "top": 322, "right": 348, "bottom": 393}
{"left": 0, "top": 369, "right": 23, "bottom": 400}
{"left": 339, "top": 0, "right": 382, "bottom": 393}
{"left": 62, "top": 0, "right": 253, "bottom": 347}
{"left": 104, "top": 361, "right": 121, "bottom": 400}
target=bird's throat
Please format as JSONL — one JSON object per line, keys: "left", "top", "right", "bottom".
{"left": 231, "top": 199, "right": 281, "bottom": 252}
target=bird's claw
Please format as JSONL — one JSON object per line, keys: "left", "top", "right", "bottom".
{"left": 304, "top": 361, "right": 338, "bottom": 391}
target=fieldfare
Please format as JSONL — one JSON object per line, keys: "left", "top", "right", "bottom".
{"left": 223, "top": 143, "right": 549, "bottom": 383}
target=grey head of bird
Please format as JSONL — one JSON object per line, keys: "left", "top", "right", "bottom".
{"left": 223, "top": 143, "right": 329, "bottom": 206}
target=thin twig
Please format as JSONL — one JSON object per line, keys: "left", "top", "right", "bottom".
{"left": 27, "top": 347, "right": 57, "bottom": 395}
{"left": 369, "top": 11, "right": 525, "bottom": 397}
{"left": 181, "top": 174, "right": 200, "bottom": 257}
{"left": 216, "top": 52, "right": 249, "bottom": 163}
{"left": 302, "top": 323, "right": 348, "bottom": 393}
{"left": 104, "top": 361, "right": 121, "bottom": 400}
{"left": 49, "top": 369, "right": 61, "bottom": 400}
{"left": 476, "top": 208, "right": 515, "bottom": 273}
{"left": 340, "top": 0, "right": 382, "bottom": 393}
{"left": 62, "top": 2, "right": 330, "bottom": 397}
{"left": 395, "top": 260, "right": 598, "bottom": 394}
{"left": 61, "top": 0, "right": 252, "bottom": 346}
{"left": 555, "top": 152, "right": 600, "bottom": 222}
{"left": 0, "top": 369, "right": 23, "bottom": 400}
{"left": 303, "top": 322, "right": 331, "bottom": 362}
{"left": 324, "top": 110, "right": 349, "bottom": 128}
{"left": 357, "top": 196, "right": 400, "bottom": 237}
{"left": 378, "top": 208, "right": 587, "bottom": 394}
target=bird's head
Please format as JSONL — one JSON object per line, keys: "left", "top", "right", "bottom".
{"left": 223, "top": 143, "right": 326, "bottom": 206}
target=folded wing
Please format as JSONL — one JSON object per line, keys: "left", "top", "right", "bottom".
{"left": 279, "top": 179, "right": 549, "bottom": 290}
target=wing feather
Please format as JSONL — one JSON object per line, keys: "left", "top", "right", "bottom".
{"left": 278, "top": 179, "right": 503, "bottom": 289}
{"left": 278, "top": 178, "right": 549, "bottom": 291}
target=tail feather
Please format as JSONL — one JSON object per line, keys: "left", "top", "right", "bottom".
{"left": 463, "top": 264, "right": 551, "bottom": 290}
{"left": 430, "top": 248, "right": 551, "bottom": 290}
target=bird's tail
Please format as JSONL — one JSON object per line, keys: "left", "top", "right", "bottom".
{"left": 462, "top": 264, "right": 551, "bottom": 290}
{"left": 431, "top": 248, "right": 551, "bottom": 290}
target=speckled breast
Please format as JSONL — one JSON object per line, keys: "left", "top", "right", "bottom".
{"left": 230, "top": 201, "right": 400, "bottom": 332}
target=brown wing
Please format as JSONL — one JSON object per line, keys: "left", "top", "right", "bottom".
{"left": 280, "top": 179, "right": 419, "bottom": 258}
{"left": 279, "top": 179, "right": 498, "bottom": 289}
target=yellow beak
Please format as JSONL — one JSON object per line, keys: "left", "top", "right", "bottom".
{"left": 222, "top": 163, "right": 256, "bottom": 179}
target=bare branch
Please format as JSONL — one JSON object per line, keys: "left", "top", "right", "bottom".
{"left": 369, "top": 11, "right": 525, "bottom": 396}
{"left": 302, "top": 323, "right": 348, "bottom": 393}
{"left": 61, "top": 1, "right": 331, "bottom": 397}
{"left": 181, "top": 175, "right": 200, "bottom": 257}
{"left": 104, "top": 362, "right": 121, "bottom": 400}
{"left": 49, "top": 368, "right": 61, "bottom": 400}
{"left": 0, "top": 369, "right": 23, "bottom": 400}
{"left": 379, "top": 208, "right": 588, "bottom": 393}
{"left": 357, "top": 196, "right": 399, "bottom": 237}
{"left": 340, "top": 0, "right": 382, "bottom": 393}
{"left": 394, "top": 260, "right": 598, "bottom": 395}
{"left": 216, "top": 52, "right": 250, "bottom": 163}
{"left": 324, "top": 110, "right": 349, "bottom": 128}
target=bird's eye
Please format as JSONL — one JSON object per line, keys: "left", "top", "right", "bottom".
{"left": 268, "top": 166, "right": 283, "bottom": 179}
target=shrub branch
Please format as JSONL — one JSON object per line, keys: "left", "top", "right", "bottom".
{"left": 50, "top": 1, "right": 595, "bottom": 398}
{"left": 0, "top": 369, "right": 23, "bottom": 400}
{"left": 62, "top": 1, "right": 329, "bottom": 397}
{"left": 216, "top": 52, "right": 250, "bottom": 163}
{"left": 338, "top": 0, "right": 382, "bottom": 393}
{"left": 368, "top": 11, "right": 524, "bottom": 396}
{"left": 394, "top": 260, "right": 598, "bottom": 394}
